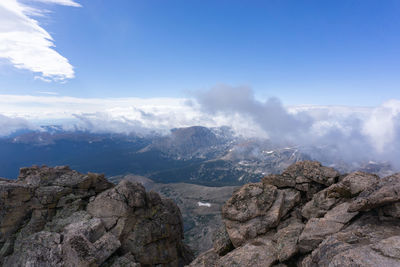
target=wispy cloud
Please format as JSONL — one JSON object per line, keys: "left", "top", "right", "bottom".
{"left": 35, "top": 91, "right": 59, "bottom": 95}
{"left": 0, "top": 0, "right": 80, "bottom": 82}
{"left": 34, "top": 76, "right": 52, "bottom": 83}
{"left": 31, "top": 0, "right": 81, "bottom": 7}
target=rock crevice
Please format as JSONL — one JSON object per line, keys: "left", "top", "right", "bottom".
{"left": 0, "top": 165, "right": 193, "bottom": 267}
{"left": 188, "top": 160, "right": 400, "bottom": 267}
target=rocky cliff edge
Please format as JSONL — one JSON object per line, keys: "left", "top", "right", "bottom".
{"left": 189, "top": 160, "right": 400, "bottom": 267}
{"left": 0, "top": 166, "right": 193, "bottom": 266}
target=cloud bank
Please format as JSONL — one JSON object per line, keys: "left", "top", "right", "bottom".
{"left": 0, "top": 0, "right": 80, "bottom": 81}
{"left": 195, "top": 86, "right": 400, "bottom": 165}
{"left": 0, "top": 94, "right": 271, "bottom": 137}
{"left": 195, "top": 85, "right": 313, "bottom": 141}
{"left": 0, "top": 114, "right": 38, "bottom": 136}
{"left": 0, "top": 87, "right": 399, "bottom": 167}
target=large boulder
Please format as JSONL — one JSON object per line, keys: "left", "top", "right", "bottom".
{"left": 301, "top": 214, "right": 400, "bottom": 266}
{"left": 262, "top": 161, "right": 340, "bottom": 199}
{"left": 187, "top": 249, "right": 219, "bottom": 267}
{"left": 0, "top": 180, "right": 34, "bottom": 251}
{"left": 212, "top": 225, "right": 234, "bottom": 256}
{"left": 0, "top": 166, "right": 193, "bottom": 266}
{"left": 349, "top": 173, "right": 400, "bottom": 212}
{"left": 300, "top": 171, "right": 378, "bottom": 221}
{"left": 221, "top": 183, "right": 300, "bottom": 247}
{"left": 87, "top": 181, "right": 190, "bottom": 265}
{"left": 339, "top": 171, "right": 379, "bottom": 197}
{"left": 297, "top": 201, "right": 360, "bottom": 254}
{"left": 274, "top": 220, "right": 304, "bottom": 262}
{"left": 217, "top": 237, "right": 278, "bottom": 267}
{"left": 188, "top": 161, "right": 400, "bottom": 267}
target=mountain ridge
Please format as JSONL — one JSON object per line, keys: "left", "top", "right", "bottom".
{"left": 0, "top": 126, "right": 393, "bottom": 183}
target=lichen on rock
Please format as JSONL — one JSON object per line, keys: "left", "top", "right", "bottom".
{"left": 188, "top": 160, "right": 400, "bottom": 267}
{"left": 0, "top": 165, "right": 193, "bottom": 267}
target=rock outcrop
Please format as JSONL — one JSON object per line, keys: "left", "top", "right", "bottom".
{"left": 0, "top": 166, "right": 193, "bottom": 266}
{"left": 188, "top": 160, "right": 400, "bottom": 267}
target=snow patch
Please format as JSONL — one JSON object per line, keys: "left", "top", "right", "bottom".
{"left": 198, "top": 202, "right": 211, "bottom": 207}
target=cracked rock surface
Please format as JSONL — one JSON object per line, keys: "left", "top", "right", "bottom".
{"left": 0, "top": 165, "right": 193, "bottom": 266}
{"left": 188, "top": 160, "right": 400, "bottom": 267}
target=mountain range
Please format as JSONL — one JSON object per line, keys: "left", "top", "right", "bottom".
{"left": 0, "top": 126, "right": 394, "bottom": 185}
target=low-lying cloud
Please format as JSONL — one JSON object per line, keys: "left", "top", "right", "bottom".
{"left": 1, "top": 87, "right": 400, "bottom": 167}
{"left": 195, "top": 85, "right": 400, "bottom": 165}
{"left": 0, "top": 114, "right": 38, "bottom": 136}
{"left": 0, "top": 0, "right": 80, "bottom": 81}
{"left": 362, "top": 100, "right": 400, "bottom": 153}
{"left": 195, "top": 85, "right": 313, "bottom": 141}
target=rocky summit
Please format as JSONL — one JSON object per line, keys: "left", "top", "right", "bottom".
{"left": 189, "top": 161, "right": 400, "bottom": 267}
{"left": 0, "top": 166, "right": 193, "bottom": 266}
{"left": 3, "top": 161, "right": 400, "bottom": 267}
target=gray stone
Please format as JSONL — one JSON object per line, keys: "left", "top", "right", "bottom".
{"left": 213, "top": 225, "right": 234, "bottom": 256}
{"left": 340, "top": 171, "right": 379, "bottom": 197}
{"left": 372, "top": 236, "right": 400, "bottom": 259}
{"left": 382, "top": 202, "right": 400, "bottom": 218}
{"left": 330, "top": 246, "right": 400, "bottom": 266}
{"left": 0, "top": 166, "right": 192, "bottom": 267}
{"left": 186, "top": 249, "right": 219, "bottom": 267}
{"left": 274, "top": 221, "right": 304, "bottom": 262}
{"left": 222, "top": 182, "right": 302, "bottom": 247}
{"left": 217, "top": 237, "right": 277, "bottom": 267}
{"left": 300, "top": 214, "right": 400, "bottom": 266}
{"left": 298, "top": 218, "right": 344, "bottom": 253}
{"left": 349, "top": 173, "right": 400, "bottom": 212}
{"left": 323, "top": 202, "right": 358, "bottom": 224}
{"left": 224, "top": 188, "right": 284, "bottom": 247}
{"left": 222, "top": 183, "right": 277, "bottom": 223}
{"left": 3, "top": 231, "right": 63, "bottom": 267}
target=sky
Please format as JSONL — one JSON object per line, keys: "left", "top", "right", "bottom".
{"left": 1, "top": 0, "right": 400, "bottom": 164}
{"left": 0, "top": 0, "right": 400, "bottom": 105}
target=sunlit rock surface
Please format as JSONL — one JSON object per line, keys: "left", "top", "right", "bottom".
{"left": 188, "top": 160, "right": 400, "bottom": 267}
{"left": 0, "top": 166, "right": 193, "bottom": 266}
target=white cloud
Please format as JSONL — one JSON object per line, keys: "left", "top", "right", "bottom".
{"left": 362, "top": 99, "right": 400, "bottom": 153}
{"left": 193, "top": 86, "right": 400, "bottom": 162}
{"left": 0, "top": 92, "right": 399, "bottom": 164}
{"left": 0, "top": 94, "right": 272, "bottom": 137}
{"left": 31, "top": 0, "right": 81, "bottom": 7}
{"left": 0, "top": 0, "right": 80, "bottom": 81}
{"left": 35, "top": 91, "right": 58, "bottom": 95}
{"left": 0, "top": 113, "right": 38, "bottom": 136}
{"left": 34, "top": 76, "right": 52, "bottom": 82}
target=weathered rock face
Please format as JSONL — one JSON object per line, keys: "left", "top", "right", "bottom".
{"left": 0, "top": 166, "right": 193, "bottom": 266}
{"left": 221, "top": 182, "right": 301, "bottom": 247}
{"left": 262, "top": 160, "right": 340, "bottom": 200}
{"left": 188, "top": 160, "right": 400, "bottom": 267}
{"left": 349, "top": 173, "right": 400, "bottom": 212}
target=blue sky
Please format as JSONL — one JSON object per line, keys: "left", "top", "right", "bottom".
{"left": 1, "top": 0, "right": 400, "bottom": 105}
{"left": 2, "top": 0, "right": 400, "bottom": 162}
